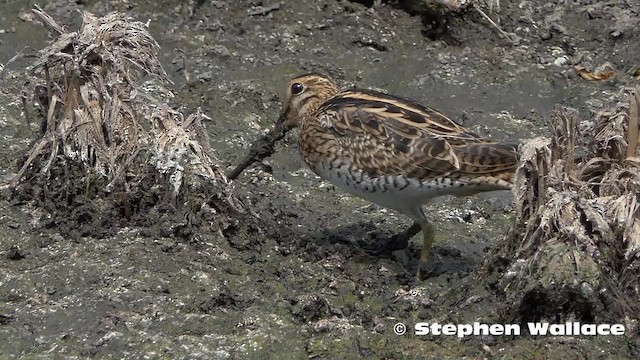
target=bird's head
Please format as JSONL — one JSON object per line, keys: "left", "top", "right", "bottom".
{"left": 278, "top": 73, "right": 341, "bottom": 129}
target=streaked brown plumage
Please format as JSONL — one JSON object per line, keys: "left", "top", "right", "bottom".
{"left": 279, "top": 73, "right": 518, "bottom": 279}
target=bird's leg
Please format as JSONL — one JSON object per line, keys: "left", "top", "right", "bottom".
{"left": 364, "top": 221, "right": 421, "bottom": 255}
{"left": 394, "top": 221, "right": 422, "bottom": 248}
{"left": 416, "top": 219, "right": 435, "bottom": 280}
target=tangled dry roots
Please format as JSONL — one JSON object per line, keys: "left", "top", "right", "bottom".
{"left": 486, "top": 88, "right": 640, "bottom": 325}
{"left": 11, "top": 8, "right": 241, "bottom": 236}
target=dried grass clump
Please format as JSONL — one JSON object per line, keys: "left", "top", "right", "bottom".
{"left": 487, "top": 88, "right": 640, "bottom": 325}
{"left": 10, "top": 8, "right": 240, "bottom": 235}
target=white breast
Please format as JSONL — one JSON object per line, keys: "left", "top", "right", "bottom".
{"left": 310, "top": 161, "right": 455, "bottom": 213}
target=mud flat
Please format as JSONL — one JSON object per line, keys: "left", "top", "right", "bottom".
{"left": 0, "top": 0, "right": 638, "bottom": 358}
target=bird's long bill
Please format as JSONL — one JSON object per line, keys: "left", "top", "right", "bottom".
{"left": 276, "top": 107, "right": 287, "bottom": 127}
{"left": 273, "top": 106, "right": 292, "bottom": 138}
{"left": 276, "top": 104, "right": 295, "bottom": 131}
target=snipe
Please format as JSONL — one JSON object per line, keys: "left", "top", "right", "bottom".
{"left": 278, "top": 73, "right": 518, "bottom": 279}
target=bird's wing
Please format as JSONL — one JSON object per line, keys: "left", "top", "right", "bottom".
{"left": 316, "top": 90, "right": 519, "bottom": 180}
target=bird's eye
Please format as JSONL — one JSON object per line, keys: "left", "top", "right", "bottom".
{"left": 291, "top": 83, "right": 304, "bottom": 95}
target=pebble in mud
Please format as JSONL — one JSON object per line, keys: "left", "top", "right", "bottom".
{"left": 6, "top": 245, "right": 25, "bottom": 260}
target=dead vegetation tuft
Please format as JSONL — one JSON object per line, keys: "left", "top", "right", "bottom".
{"left": 9, "top": 8, "right": 240, "bottom": 237}
{"left": 486, "top": 88, "right": 640, "bottom": 325}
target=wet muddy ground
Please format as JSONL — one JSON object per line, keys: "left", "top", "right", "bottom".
{"left": 1, "top": 0, "right": 639, "bottom": 358}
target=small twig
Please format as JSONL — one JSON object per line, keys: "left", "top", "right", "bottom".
{"left": 32, "top": 4, "right": 67, "bottom": 35}
{"left": 10, "top": 136, "right": 51, "bottom": 189}
{"left": 227, "top": 123, "right": 289, "bottom": 180}
{"left": 472, "top": 4, "right": 515, "bottom": 44}
{"left": 0, "top": 47, "right": 32, "bottom": 78}
{"left": 21, "top": 87, "right": 32, "bottom": 129}
{"left": 44, "top": 65, "right": 52, "bottom": 104}
{"left": 45, "top": 68, "right": 56, "bottom": 135}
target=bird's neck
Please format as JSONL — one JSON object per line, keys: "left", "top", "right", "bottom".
{"left": 299, "top": 85, "right": 340, "bottom": 123}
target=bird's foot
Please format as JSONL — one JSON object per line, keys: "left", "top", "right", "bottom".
{"left": 416, "top": 257, "right": 443, "bottom": 280}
